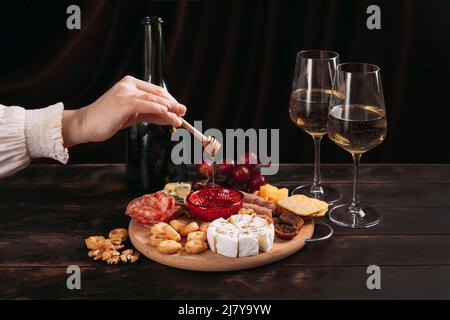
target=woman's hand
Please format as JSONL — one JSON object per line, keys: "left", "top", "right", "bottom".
{"left": 62, "top": 75, "right": 186, "bottom": 147}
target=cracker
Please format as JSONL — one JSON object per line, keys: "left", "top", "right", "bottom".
{"left": 277, "top": 195, "right": 328, "bottom": 217}
{"left": 311, "top": 208, "right": 328, "bottom": 217}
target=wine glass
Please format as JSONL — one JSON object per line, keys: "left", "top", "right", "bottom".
{"left": 327, "top": 63, "right": 388, "bottom": 228}
{"left": 289, "top": 50, "right": 342, "bottom": 204}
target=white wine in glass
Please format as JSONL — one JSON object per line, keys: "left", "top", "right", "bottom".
{"left": 327, "top": 63, "right": 387, "bottom": 228}
{"left": 289, "top": 50, "right": 342, "bottom": 204}
{"left": 328, "top": 104, "right": 387, "bottom": 154}
{"left": 289, "top": 88, "right": 344, "bottom": 137}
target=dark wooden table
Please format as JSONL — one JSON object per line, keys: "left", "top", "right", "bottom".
{"left": 1, "top": 164, "right": 450, "bottom": 299}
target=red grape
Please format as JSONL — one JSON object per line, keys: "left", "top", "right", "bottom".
{"left": 216, "top": 158, "right": 235, "bottom": 176}
{"left": 239, "top": 151, "right": 258, "bottom": 169}
{"left": 232, "top": 165, "right": 251, "bottom": 183}
{"left": 248, "top": 172, "right": 266, "bottom": 192}
{"left": 197, "top": 161, "right": 214, "bottom": 178}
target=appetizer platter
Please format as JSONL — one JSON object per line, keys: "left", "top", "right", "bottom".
{"left": 126, "top": 166, "right": 331, "bottom": 271}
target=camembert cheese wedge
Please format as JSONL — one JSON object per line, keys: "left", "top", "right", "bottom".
{"left": 206, "top": 214, "right": 275, "bottom": 258}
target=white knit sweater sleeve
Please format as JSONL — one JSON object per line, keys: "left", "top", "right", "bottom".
{"left": 0, "top": 102, "right": 69, "bottom": 178}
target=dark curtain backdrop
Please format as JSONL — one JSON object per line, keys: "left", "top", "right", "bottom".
{"left": 0, "top": 0, "right": 449, "bottom": 163}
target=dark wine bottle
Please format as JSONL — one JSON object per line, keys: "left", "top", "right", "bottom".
{"left": 126, "top": 16, "right": 186, "bottom": 193}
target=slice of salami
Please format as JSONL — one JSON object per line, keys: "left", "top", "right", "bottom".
{"left": 126, "top": 191, "right": 182, "bottom": 226}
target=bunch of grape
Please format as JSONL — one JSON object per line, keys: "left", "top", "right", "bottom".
{"left": 195, "top": 152, "right": 266, "bottom": 193}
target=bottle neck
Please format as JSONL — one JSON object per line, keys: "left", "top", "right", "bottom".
{"left": 142, "top": 18, "right": 166, "bottom": 88}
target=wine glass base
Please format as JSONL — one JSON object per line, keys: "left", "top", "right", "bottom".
{"left": 291, "top": 185, "right": 342, "bottom": 205}
{"left": 329, "top": 204, "right": 381, "bottom": 228}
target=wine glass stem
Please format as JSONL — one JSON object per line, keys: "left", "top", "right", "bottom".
{"left": 311, "top": 136, "right": 323, "bottom": 193}
{"left": 350, "top": 153, "right": 362, "bottom": 213}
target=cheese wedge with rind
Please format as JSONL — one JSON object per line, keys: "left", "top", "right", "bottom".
{"left": 207, "top": 214, "right": 274, "bottom": 257}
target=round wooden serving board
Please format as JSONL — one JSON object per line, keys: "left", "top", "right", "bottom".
{"left": 129, "top": 218, "right": 314, "bottom": 272}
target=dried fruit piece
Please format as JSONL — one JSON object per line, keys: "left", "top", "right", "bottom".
{"left": 274, "top": 223, "right": 299, "bottom": 240}
{"left": 280, "top": 211, "right": 304, "bottom": 229}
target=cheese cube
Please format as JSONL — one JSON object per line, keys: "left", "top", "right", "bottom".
{"left": 250, "top": 216, "right": 269, "bottom": 228}
{"left": 229, "top": 214, "right": 253, "bottom": 229}
{"left": 254, "top": 225, "right": 274, "bottom": 252}
{"left": 238, "top": 230, "right": 259, "bottom": 257}
{"left": 215, "top": 228, "right": 239, "bottom": 257}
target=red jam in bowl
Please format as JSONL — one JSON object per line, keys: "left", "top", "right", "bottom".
{"left": 186, "top": 187, "right": 243, "bottom": 221}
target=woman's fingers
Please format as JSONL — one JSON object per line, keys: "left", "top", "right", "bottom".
{"left": 136, "top": 114, "right": 173, "bottom": 126}
{"left": 137, "top": 91, "right": 186, "bottom": 116}
{"left": 165, "top": 90, "right": 187, "bottom": 116}
{"left": 176, "top": 103, "right": 187, "bottom": 116}
{"left": 122, "top": 75, "right": 187, "bottom": 117}
{"left": 126, "top": 99, "right": 182, "bottom": 127}
{"left": 126, "top": 99, "right": 168, "bottom": 116}
{"left": 133, "top": 77, "right": 169, "bottom": 98}
{"left": 158, "top": 111, "right": 183, "bottom": 127}
{"left": 138, "top": 93, "right": 177, "bottom": 111}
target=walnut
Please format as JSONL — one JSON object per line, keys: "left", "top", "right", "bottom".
{"left": 130, "top": 251, "right": 140, "bottom": 263}
{"left": 101, "top": 250, "right": 112, "bottom": 261}
{"left": 120, "top": 249, "right": 134, "bottom": 263}
{"left": 107, "top": 256, "right": 120, "bottom": 264}
{"left": 85, "top": 236, "right": 106, "bottom": 250}
{"left": 110, "top": 238, "right": 122, "bottom": 245}
{"left": 88, "top": 249, "right": 102, "bottom": 259}
{"left": 113, "top": 244, "right": 125, "bottom": 250}
{"left": 237, "top": 207, "right": 256, "bottom": 215}
{"left": 108, "top": 228, "right": 128, "bottom": 241}
{"left": 86, "top": 228, "right": 139, "bottom": 264}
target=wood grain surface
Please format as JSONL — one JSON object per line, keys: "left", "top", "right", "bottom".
{"left": 1, "top": 164, "right": 450, "bottom": 299}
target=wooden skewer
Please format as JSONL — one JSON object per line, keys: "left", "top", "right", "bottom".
{"left": 179, "top": 118, "right": 221, "bottom": 156}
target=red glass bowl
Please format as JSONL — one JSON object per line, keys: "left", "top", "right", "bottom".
{"left": 186, "top": 187, "right": 244, "bottom": 221}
